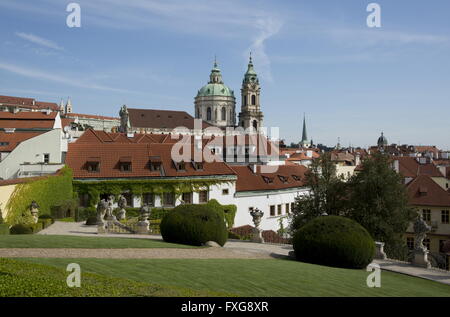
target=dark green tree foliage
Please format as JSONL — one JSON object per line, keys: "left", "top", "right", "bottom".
{"left": 290, "top": 153, "right": 348, "bottom": 232}
{"left": 293, "top": 216, "right": 375, "bottom": 269}
{"left": 160, "top": 200, "right": 228, "bottom": 246}
{"left": 347, "top": 153, "right": 415, "bottom": 258}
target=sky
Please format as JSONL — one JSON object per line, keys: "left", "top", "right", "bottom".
{"left": 0, "top": 0, "right": 449, "bottom": 149}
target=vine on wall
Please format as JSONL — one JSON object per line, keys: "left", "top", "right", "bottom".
{"left": 73, "top": 178, "right": 234, "bottom": 208}
{"left": 5, "top": 167, "right": 73, "bottom": 225}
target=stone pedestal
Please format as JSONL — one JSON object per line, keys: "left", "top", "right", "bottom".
{"left": 375, "top": 242, "right": 387, "bottom": 260}
{"left": 251, "top": 228, "right": 264, "bottom": 243}
{"left": 136, "top": 221, "right": 149, "bottom": 234}
{"left": 97, "top": 223, "right": 106, "bottom": 234}
{"left": 412, "top": 249, "right": 431, "bottom": 269}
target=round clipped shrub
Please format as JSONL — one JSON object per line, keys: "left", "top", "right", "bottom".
{"left": 85, "top": 216, "right": 98, "bottom": 226}
{"left": 293, "top": 216, "right": 375, "bottom": 269}
{"left": 160, "top": 201, "right": 228, "bottom": 246}
{"left": 10, "top": 224, "right": 34, "bottom": 235}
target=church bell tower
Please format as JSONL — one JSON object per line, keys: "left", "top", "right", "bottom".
{"left": 238, "top": 54, "right": 264, "bottom": 132}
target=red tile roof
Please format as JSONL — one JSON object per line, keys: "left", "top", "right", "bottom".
{"left": 0, "top": 95, "right": 59, "bottom": 111}
{"left": 407, "top": 175, "right": 450, "bottom": 207}
{"left": 0, "top": 111, "right": 57, "bottom": 130}
{"left": 0, "top": 131, "right": 44, "bottom": 152}
{"left": 128, "top": 108, "right": 211, "bottom": 130}
{"left": 230, "top": 165, "right": 307, "bottom": 192}
{"left": 66, "top": 142, "right": 236, "bottom": 179}
{"left": 396, "top": 157, "right": 444, "bottom": 178}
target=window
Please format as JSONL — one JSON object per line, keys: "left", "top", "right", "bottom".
{"left": 222, "top": 189, "right": 229, "bottom": 195}
{"left": 174, "top": 160, "right": 186, "bottom": 171}
{"left": 182, "top": 192, "right": 193, "bottom": 204}
{"left": 277, "top": 205, "right": 282, "bottom": 216}
{"left": 44, "top": 153, "right": 50, "bottom": 164}
{"left": 286, "top": 203, "right": 290, "bottom": 214}
{"left": 251, "top": 95, "right": 256, "bottom": 105}
{"left": 163, "top": 193, "right": 175, "bottom": 207}
{"left": 221, "top": 107, "right": 226, "bottom": 121}
{"left": 79, "top": 193, "right": 89, "bottom": 207}
{"left": 150, "top": 162, "right": 161, "bottom": 171}
{"left": 192, "top": 161, "right": 203, "bottom": 171}
{"left": 424, "top": 238, "right": 430, "bottom": 250}
{"left": 292, "top": 175, "right": 301, "bottom": 181}
{"left": 121, "top": 192, "right": 132, "bottom": 207}
{"left": 291, "top": 202, "right": 295, "bottom": 212}
{"left": 422, "top": 209, "right": 431, "bottom": 222}
{"left": 262, "top": 176, "right": 273, "bottom": 184}
{"left": 199, "top": 190, "right": 209, "bottom": 204}
{"left": 278, "top": 175, "right": 288, "bottom": 183}
{"left": 120, "top": 162, "right": 132, "bottom": 172}
{"left": 439, "top": 240, "right": 446, "bottom": 253}
{"left": 243, "top": 96, "right": 247, "bottom": 106}
{"left": 87, "top": 162, "right": 100, "bottom": 173}
{"left": 143, "top": 193, "right": 154, "bottom": 206}
{"left": 270, "top": 205, "right": 275, "bottom": 217}
{"left": 0, "top": 142, "right": 9, "bottom": 146}
{"left": 252, "top": 120, "right": 258, "bottom": 129}
{"left": 442, "top": 210, "right": 449, "bottom": 224}
{"left": 207, "top": 107, "right": 212, "bottom": 121}
{"left": 407, "top": 237, "right": 414, "bottom": 250}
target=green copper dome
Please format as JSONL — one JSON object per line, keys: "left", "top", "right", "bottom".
{"left": 197, "top": 60, "right": 235, "bottom": 98}
{"left": 197, "top": 83, "right": 234, "bottom": 97}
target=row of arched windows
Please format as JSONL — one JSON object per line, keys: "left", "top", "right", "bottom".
{"left": 205, "top": 106, "right": 228, "bottom": 121}
{"left": 243, "top": 95, "right": 257, "bottom": 106}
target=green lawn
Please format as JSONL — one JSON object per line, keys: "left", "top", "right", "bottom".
{"left": 0, "top": 258, "right": 223, "bottom": 297}
{"left": 21, "top": 258, "right": 450, "bottom": 297}
{"left": 0, "top": 235, "right": 197, "bottom": 249}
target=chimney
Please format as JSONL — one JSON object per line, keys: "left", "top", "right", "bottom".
{"left": 393, "top": 159, "right": 400, "bottom": 173}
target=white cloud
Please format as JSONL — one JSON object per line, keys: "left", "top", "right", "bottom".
{"left": 0, "top": 61, "right": 132, "bottom": 93}
{"left": 15, "top": 32, "right": 64, "bottom": 51}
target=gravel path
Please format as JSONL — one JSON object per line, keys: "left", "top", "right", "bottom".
{"left": 0, "top": 247, "right": 276, "bottom": 259}
{"left": 5, "top": 221, "right": 293, "bottom": 259}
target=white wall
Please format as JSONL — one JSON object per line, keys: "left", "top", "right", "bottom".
{"left": 0, "top": 129, "right": 67, "bottom": 179}
{"left": 234, "top": 188, "right": 309, "bottom": 232}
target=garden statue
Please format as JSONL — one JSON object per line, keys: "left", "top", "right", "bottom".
{"left": 96, "top": 199, "right": 108, "bottom": 226}
{"left": 250, "top": 208, "right": 264, "bottom": 243}
{"left": 412, "top": 214, "right": 432, "bottom": 268}
{"left": 29, "top": 200, "right": 40, "bottom": 224}
{"left": 136, "top": 204, "right": 151, "bottom": 234}
{"left": 414, "top": 214, "right": 431, "bottom": 251}
{"left": 105, "top": 195, "right": 116, "bottom": 221}
{"left": 116, "top": 195, "right": 127, "bottom": 220}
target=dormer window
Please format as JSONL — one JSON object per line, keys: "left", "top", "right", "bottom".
{"left": 292, "top": 175, "right": 301, "bottom": 181}
{"left": 174, "top": 160, "right": 186, "bottom": 171}
{"left": 262, "top": 176, "right": 273, "bottom": 184}
{"left": 278, "top": 175, "right": 289, "bottom": 184}
{"left": 119, "top": 157, "right": 132, "bottom": 172}
{"left": 86, "top": 158, "right": 100, "bottom": 173}
{"left": 149, "top": 156, "right": 162, "bottom": 172}
{"left": 192, "top": 160, "right": 204, "bottom": 171}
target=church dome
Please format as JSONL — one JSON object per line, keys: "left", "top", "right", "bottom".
{"left": 197, "top": 83, "right": 234, "bottom": 97}
{"left": 377, "top": 132, "right": 388, "bottom": 147}
{"left": 196, "top": 60, "right": 234, "bottom": 98}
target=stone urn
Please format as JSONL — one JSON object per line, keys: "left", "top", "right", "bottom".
{"left": 250, "top": 208, "right": 264, "bottom": 243}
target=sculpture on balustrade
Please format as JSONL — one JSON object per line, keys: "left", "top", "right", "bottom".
{"left": 116, "top": 195, "right": 127, "bottom": 220}
{"left": 29, "top": 201, "right": 40, "bottom": 224}
{"left": 412, "top": 214, "right": 432, "bottom": 268}
{"left": 136, "top": 204, "right": 151, "bottom": 234}
{"left": 250, "top": 208, "right": 264, "bottom": 243}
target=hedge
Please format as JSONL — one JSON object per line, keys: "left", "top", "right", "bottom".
{"left": 293, "top": 216, "right": 375, "bottom": 269}
{"left": 5, "top": 167, "right": 73, "bottom": 225}
{"left": 0, "top": 224, "right": 9, "bottom": 235}
{"left": 160, "top": 200, "right": 228, "bottom": 246}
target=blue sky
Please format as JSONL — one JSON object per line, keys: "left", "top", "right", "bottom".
{"left": 0, "top": 0, "right": 449, "bottom": 149}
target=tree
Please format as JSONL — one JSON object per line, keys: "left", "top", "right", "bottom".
{"left": 346, "top": 152, "right": 415, "bottom": 259}
{"left": 289, "top": 153, "right": 348, "bottom": 233}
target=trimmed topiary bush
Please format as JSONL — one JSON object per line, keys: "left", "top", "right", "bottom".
{"left": 85, "top": 216, "right": 98, "bottom": 226}
{"left": 0, "top": 224, "right": 10, "bottom": 235}
{"left": 10, "top": 224, "right": 34, "bottom": 235}
{"left": 293, "top": 216, "right": 375, "bottom": 269}
{"left": 160, "top": 201, "right": 228, "bottom": 246}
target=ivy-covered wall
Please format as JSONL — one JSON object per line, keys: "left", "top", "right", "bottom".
{"left": 73, "top": 178, "right": 232, "bottom": 208}
{"left": 5, "top": 167, "right": 73, "bottom": 225}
